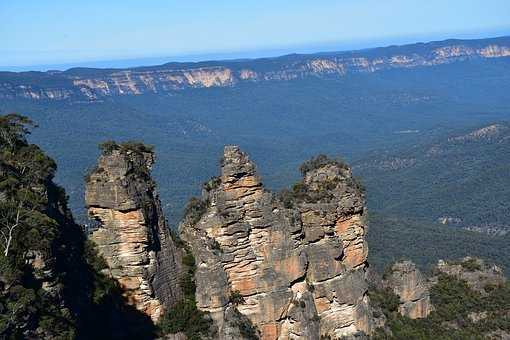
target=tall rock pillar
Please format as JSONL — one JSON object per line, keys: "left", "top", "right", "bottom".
{"left": 180, "top": 146, "right": 372, "bottom": 339}
{"left": 85, "top": 144, "right": 183, "bottom": 322}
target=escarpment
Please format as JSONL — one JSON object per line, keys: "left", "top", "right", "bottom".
{"left": 85, "top": 143, "right": 183, "bottom": 322}
{"left": 2, "top": 36, "right": 509, "bottom": 101}
{"left": 179, "top": 147, "right": 371, "bottom": 339}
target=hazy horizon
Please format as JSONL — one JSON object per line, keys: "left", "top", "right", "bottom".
{"left": 2, "top": 29, "right": 510, "bottom": 72}
{"left": 2, "top": 0, "right": 509, "bottom": 71}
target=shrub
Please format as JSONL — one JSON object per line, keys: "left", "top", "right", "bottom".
{"left": 158, "top": 298, "right": 212, "bottom": 340}
{"left": 306, "top": 278, "right": 315, "bottom": 292}
{"left": 84, "top": 166, "right": 100, "bottom": 182}
{"left": 353, "top": 176, "right": 366, "bottom": 194}
{"left": 484, "top": 282, "right": 510, "bottom": 311}
{"left": 83, "top": 241, "right": 122, "bottom": 305}
{"left": 278, "top": 172, "right": 356, "bottom": 206}
{"left": 180, "top": 251, "right": 197, "bottom": 296}
{"left": 237, "top": 317, "right": 259, "bottom": 340}
{"left": 169, "top": 228, "right": 186, "bottom": 248}
{"left": 459, "top": 258, "right": 482, "bottom": 272}
{"left": 368, "top": 286, "right": 400, "bottom": 315}
{"left": 182, "top": 252, "right": 196, "bottom": 268}
{"left": 430, "top": 274, "right": 482, "bottom": 320}
{"left": 277, "top": 188, "right": 295, "bottom": 209}
{"left": 382, "top": 265, "right": 395, "bottom": 280}
{"left": 230, "top": 290, "right": 245, "bottom": 306}
{"left": 183, "top": 197, "right": 208, "bottom": 225}
{"left": 99, "top": 140, "right": 154, "bottom": 155}
{"left": 119, "top": 141, "right": 154, "bottom": 154}
{"left": 98, "top": 140, "right": 119, "bottom": 154}
{"left": 277, "top": 182, "right": 311, "bottom": 207}
{"left": 203, "top": 176, "right": 221, "bottom": 192}
{"left": 159, "top": 249, "right": 214, "bottom": 339}
{"left": 299, "top": 154, "right": 349, "bottom": 175}
{"left": 291, "top": 182, "right": 309, "bottom": 201}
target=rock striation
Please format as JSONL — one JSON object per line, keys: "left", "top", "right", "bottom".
{"left": 2, "top": 36, "right": 509, "bottom": 101}
{"left": 180, "top": 146, "right": 371, "bottom": 339}
{"left": 85, "top": 144, "right": 183, "bottom": 322}
{"left": 383, "top": 261, "right": 432, "bottom": 319}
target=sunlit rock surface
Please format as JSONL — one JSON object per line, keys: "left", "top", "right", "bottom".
{"left": 85, "top": 146, "right": 183, "bottom": 322}
{"left": 384, "top": 261, "right": 432, "bottom": 319}
{"left": 180, "top": 146, "right": 371, "bottom": 339}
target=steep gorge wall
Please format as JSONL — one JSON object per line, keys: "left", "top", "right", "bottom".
{"left": 85, "top": 146, "right": 183, "bottom": 322}
{"left": 180, "top": 146, "right": 372, "bottom": 339}
{"left": 2, "top": 37, "right": 510, "bottom": 101}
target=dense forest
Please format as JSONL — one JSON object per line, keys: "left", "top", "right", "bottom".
{"left": 357, "top": 123, "right": 510, "bottom": 232}
{"left": 367, "top": 214, "right": 510, "bottom": 275}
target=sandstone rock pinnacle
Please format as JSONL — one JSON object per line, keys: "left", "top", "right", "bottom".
{"left": 85, "top": 143, "right": 183, "bottom": 322}
{"left": 180, "top": 146, "right": 372, "bottom": 339}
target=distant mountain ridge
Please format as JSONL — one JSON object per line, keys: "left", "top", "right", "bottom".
{"left": 1, "top": 36, "right": 510, "bottom": 101}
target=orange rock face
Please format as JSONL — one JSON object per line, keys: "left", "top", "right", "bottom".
{"left": 384, "top": 261, "right": 432, "bottom": 319}
{"left": 85, "top": 148, "right": 183, "bottom": 323}
{"left": 89, "top": 206, "right": 165, "bottom": 321}
{"left": 335, "top": 216, "right": 368, "bottom": 269}
{"left": 181, "top": 147, "right": 372, "bottom": 339}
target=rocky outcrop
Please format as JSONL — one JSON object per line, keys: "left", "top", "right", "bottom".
{"left": 448, "top": 124, "right": 510, "bottom": 143}
{"left": 435, "top": 257, "right": 506, "bottom": 293}
{"left": 180, "top": 147, "right": 371, "bottom": 339}
{"left": 85, "top": 144, "right": 183, "bottom": 322}
{"left": 2, "top": 36, "right": 509, "bottom": 101}
{"left": 383, "top": 261, "right": 432, "bottom": 319}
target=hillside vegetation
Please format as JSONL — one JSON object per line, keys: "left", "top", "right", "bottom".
{"left": 357, "top": 123, "right": 510, "bottom": 234}
{"left": 367, "top": 214, "right": 510, "bottom": 275}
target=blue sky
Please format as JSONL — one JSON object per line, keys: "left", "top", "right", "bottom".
{"left": 1, "top": 0, "right": 509, "bottom": 70}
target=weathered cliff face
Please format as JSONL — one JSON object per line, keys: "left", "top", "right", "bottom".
{"left": 383, "top": 261, "right": 432, "bottom": 319}
{"left": 85, "top": 146, "right": 183, "bottom": 322}
{"left": 2, "top": 37, "right": 509, "bottom": 101}
{"left": 180, "top": 146, "right": 371, "bottom": 339}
